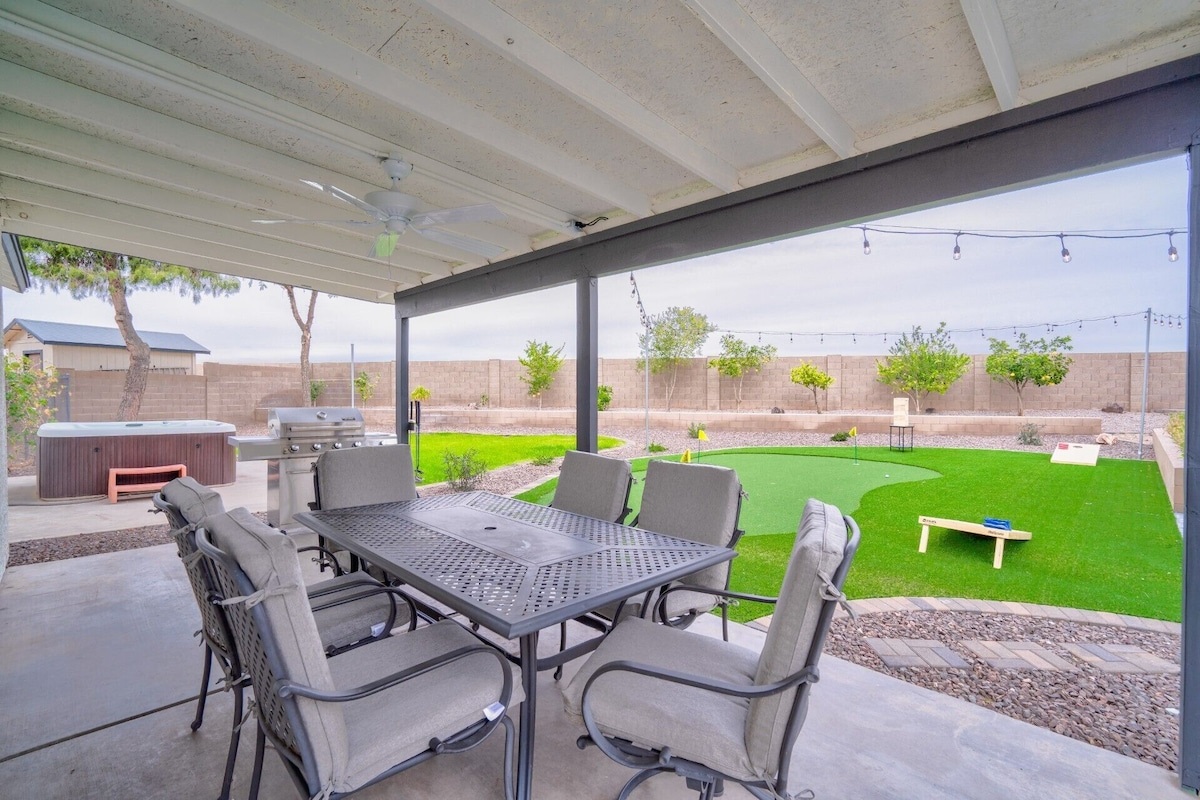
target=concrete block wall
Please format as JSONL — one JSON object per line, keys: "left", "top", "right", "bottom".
{"left": 58, "top": 351, "right": 1186, "bottom": 425}
{"left": 67, "top": 370, "right": 208, "bottom": 421}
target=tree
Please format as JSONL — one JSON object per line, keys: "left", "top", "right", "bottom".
{"left": 875, "top": 322, "right": 971, "bottom": 412}
{"left": 21, "top": 238, "right": 239, "bottom": 420}
{"left": 354, "top": 370, "right": 377, "bottom": 405}
{"left": 708, "top": 335, "right": 777, "bottom": 412}
{"left": 638, "top": 306, "right": 716, "bottom": 411}
{"left": 790, "top": 361, "right": 834, "bottom": 413}
{"left": 518, "top": 340, "right": 565, "bottom": 408}
{"left": 283, "top": 285, "right": 319, "bottom": 406}
{"left": 985, "top": 334, "right": 1074, "bottom": 416}
{"left": 6, "top": 355, "right": 58, "bottom": 457}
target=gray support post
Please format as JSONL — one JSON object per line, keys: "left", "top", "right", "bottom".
{"left": 576, "top": 276, "right": 599, "bottom": 453}
{"left": 396, "top": 315, "right": 409, "bottom": 444}
{"left": 1182, "top": 139, "right": 1200, "bottom": 793}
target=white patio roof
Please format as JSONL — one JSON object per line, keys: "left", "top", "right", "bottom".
{"left": 2, "top": 1, "right": 1198, "bottom": 301}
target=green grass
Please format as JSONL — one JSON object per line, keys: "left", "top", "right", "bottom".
{"left": 517, "top": 446, "right": 1182, "bottom": 623}
{"left": 411, "top": 433, "right": 622, "bottom": 485}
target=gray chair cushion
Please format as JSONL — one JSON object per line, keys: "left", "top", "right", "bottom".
{"left": 162, "top": 476, "right": 225, "bottom": 527}
{"left": 315, "top": 445, "right": 419, "bottom": 510}
{"left": 308, "top": 572, "right": 406, "bottom": 651}
{"left": 638, "top": 460, "right": 741, "bottom": 598}
{"left": 329, "top": 620, "right": 523, "bottom": 791}
{"left": 204, "top": 508, "right": 349, "bottom": 790}
{"left": 551, "top": 450, "right": 632, "bottom": 522}
{"left": 562, "top": 617, "right": 759, "bottom": 781}
{"left": 744, "top": 499, "right": 847, "bottom": 778}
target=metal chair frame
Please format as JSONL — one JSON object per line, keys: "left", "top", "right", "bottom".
{"left": 194, "top": 526, "right": 516, "bottom": 800}
{"left": 577, "top": 516, "right": 860, "bottom": 800}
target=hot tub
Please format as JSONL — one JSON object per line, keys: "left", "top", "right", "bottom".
{"left": 37, "top": 420, "right": 237, "bottom": 500}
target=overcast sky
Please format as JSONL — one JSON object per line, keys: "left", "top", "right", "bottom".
{"left": 4, "top": 155, "right": 1189, "bottom": 365}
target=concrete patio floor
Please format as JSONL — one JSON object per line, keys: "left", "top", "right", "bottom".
{"left": 0, "top": 531, "right": 1184, "bottom": 800}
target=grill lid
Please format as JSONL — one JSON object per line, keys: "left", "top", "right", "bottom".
{"left": 268, "top": 407, "right": 365, "bottom": 439}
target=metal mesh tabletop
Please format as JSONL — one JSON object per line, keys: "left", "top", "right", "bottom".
{"left": 296, "top": 491, "right": 734, "bottom": 638}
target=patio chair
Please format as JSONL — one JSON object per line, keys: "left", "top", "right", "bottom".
{"left": 562, "top": 498, "right": 859, "bottom": 800}
{"left": 550, "top": 450, "right": 633, "bottom": 524}
{"left": 195, "top": 507, "right": 519, "bottom": 800}
{"left": 312, "top": 444, "right": 419, "bottom": 573}
{"left": 620, "top": 460, "right": 744, "bottom": 640}
{"left": 153, "top": 478, "right": 413, "bottom": 800}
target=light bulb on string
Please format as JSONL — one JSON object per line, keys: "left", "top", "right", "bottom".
{"left": 861, "top": 228, "right": 871, "bottom": 256}
{"left": 952, "top": 232, "right": 962, "bottom": 261}
{"left": 1059, "top": 234, "right": 1071, "bottom": 263}
{"left": 1168, "top": 231, "right": 1179, "bottom": 262}
{"left": 1113, "top": 317, "right": 1118, "bottom": 326}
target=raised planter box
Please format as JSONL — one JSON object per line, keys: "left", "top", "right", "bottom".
{"left": 1152, "top": 427, "right": 1185, "bottom": 513}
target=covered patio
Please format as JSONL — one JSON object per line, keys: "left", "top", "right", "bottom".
{"left": 2, "top": 1, "right": 1200, "bottom": 795}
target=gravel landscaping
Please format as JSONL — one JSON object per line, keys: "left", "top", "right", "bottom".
{"left": 6, "top": 409, "right": 1178, "bottom": 770}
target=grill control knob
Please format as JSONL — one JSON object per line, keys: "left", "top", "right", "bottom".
{"left": 352, "top": 441, "right": 363, "bottom": 447}
{"left": 287, "top": 444, "right": 300, "bottom": 454}
{"left": 311, "top": 443, "right": 323, "bottom": 452}
{"left": 332, "top": 441, "right": 344, "bottom": 449}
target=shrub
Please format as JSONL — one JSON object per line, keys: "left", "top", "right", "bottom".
{"left": 648, "top": 443, "right": 667, "bottom": 453}
{"left": 596, "top": 384, "right": 613, "bottom": 412}
{"left": 477, "top": 393, "right": 490, "bottom": 408}
{"left": 411, "top": 385, "right": 431, "bottom": 402}
{"left": 443, "top": 449, "right": 488, "bottom": 491}
{"left": 530, "top": 448, "right": 558, "bottom": 467}
{"left": 1017, "top": 423, "right": 1043, "bottom": 446}
{"left": 830, "top": 430, "right": 849, "bottom": 442}
{"left": 308, "top": 379, "right": 327, "bottom": 404}
{"left": 1168, "top": 412, "right": 1185, "bottom": 449}
{"left": 687, "top": 421, "right": 706, "bottom": 439}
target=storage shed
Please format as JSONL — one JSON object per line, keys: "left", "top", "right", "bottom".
{"left": 3, "top": 318, "right": 209, "bottom": 374}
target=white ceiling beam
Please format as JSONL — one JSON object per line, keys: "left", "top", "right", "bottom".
{"left": 0, "top": 174, "right": 417, "bottom": 295}
{"left": 163, "top": 0, "right": 653, "bottom": 217}
{"left": 960, "top": 0, "right": 1021, "bottom": 110}
{"left": 0, "top": 114, "right": 465, "bottom": 277}
{"left": 0, "top": 146, "right": 439, "bottom": 282}
{"left": 1, "top": 208, "right": 391, "bottom": 303}
{"left": 0, "top": 0, "right": 574, "bottom": 234}
{"left": 682, "top": 0, "right": 858, "bottom": 158}
{"left": 419, "top": 0, "right": 741, "bottom": 192}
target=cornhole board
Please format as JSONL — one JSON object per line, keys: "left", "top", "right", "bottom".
{"left": 918, "top": 515, "right": 1032, "bottom": 569}
{"left": 1050, "top": 442, "right": 1100, "bottom": 466}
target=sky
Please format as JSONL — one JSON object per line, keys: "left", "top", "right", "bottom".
{"left": 3, "top": 154, "right": 1190, "bottom": 365}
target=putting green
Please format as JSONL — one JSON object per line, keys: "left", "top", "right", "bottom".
{"left": 627, "top": 454, "right": 940, "bottom": 535}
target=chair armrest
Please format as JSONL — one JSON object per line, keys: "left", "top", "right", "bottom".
{"left": 653, "top": 583, "right": 777, "bottom": 624}
{"left": 583, "top": 657, "right": 817, "bottom": 704}
{"left": 278, "top": 642, "right": 514, "bottom": 708}
{"left": 295, "top": 544, "right": 347, "bottom": 576}
{"left": 310, "top": 585, "right": 420, "bottom": 634}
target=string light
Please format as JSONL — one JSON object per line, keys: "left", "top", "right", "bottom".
{"left": 848, "top": 224, "right": 1184, "bottom": 263}
{"left": 717, "top": 309, "right": 1183, "bottom": 346}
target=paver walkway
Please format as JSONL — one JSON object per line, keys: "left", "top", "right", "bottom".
{"left": 751, "top": 596, "right": 1181, "bottom": 674}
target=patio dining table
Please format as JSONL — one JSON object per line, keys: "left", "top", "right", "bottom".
{"left": 294, "top": 490, "right": 736, "bottom": 800}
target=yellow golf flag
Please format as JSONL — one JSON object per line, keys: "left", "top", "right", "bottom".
{"left": 697, "top": 429, "right": 709, "bottom": 441}
{"left": 680, "top": 449, "right": 692, "bottom": 463}
{"left": 849, "top": 426, "right": 858, "bottom": 438}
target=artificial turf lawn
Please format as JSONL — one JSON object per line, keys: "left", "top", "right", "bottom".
{"left": 410, "top": 433, "right": 622, "bottom": 485}
{"left": 517, "top": 446, "right": 1182, "bottom": 623}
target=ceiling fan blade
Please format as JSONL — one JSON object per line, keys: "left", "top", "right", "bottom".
{"left": 252, "top": 218, "right": 378, "bottom": 226}
{"left": 299, "top": 179, "right": 388, "bottom": 220}
{"left": 374, "top": 231, "right": 401, "bottom": 259}
{"left": 410, "top": 203, "right": 505, "bottom": 227}
{"left": 412, "top": 227, "right": 507, "bottom": 259}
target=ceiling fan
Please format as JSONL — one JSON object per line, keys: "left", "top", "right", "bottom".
{"left": 254, "top": 156, "right": 507, "bottom": 259}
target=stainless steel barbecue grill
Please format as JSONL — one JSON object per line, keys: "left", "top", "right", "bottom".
{"left": 228, "top": 407, "right": 390, "bottom": 526}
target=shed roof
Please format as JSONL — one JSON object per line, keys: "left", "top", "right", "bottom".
{"left": 5, "top": 319, "right": 210, "bottom": 354}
